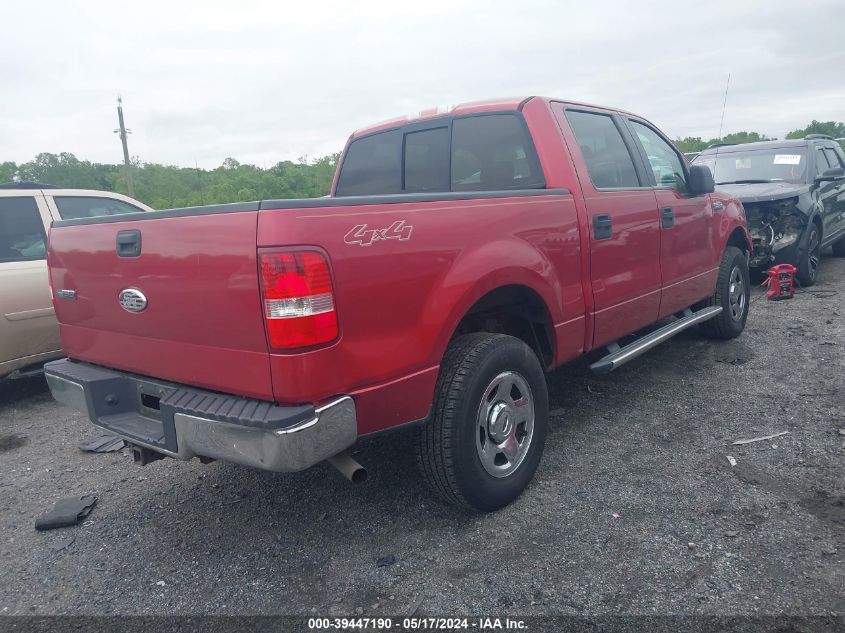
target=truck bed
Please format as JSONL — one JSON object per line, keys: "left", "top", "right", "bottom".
{"left": 49, "top": 190, "right": 581, "bottom": 432}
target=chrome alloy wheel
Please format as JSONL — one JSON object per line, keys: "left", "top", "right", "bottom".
{"left": 475, "top": 371, "right": 535, "bottom": 478}
{"left": 728, "top": 266, "right": 746, "bottom": 321}
{"left": 807, "top": 228, "right": 821, "bottom": 281}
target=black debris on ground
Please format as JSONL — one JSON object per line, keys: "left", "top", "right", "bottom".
{"left": 34, "top": 496, "right": 97, "bottom": 532}
{"left": 78, "top": 434, "right": 126, "bottom": 453}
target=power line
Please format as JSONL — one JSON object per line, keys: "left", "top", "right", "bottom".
{"left": 717, "top": 73, "right": 731, "bottom": 140}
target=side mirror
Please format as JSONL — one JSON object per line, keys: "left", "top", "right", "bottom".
{"left": 688, "top": 164, "right": 715, "bottom": 195}
{"left": 816, "top": 167, "right": 845, "bottom": 182}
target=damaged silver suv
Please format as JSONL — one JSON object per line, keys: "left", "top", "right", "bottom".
{"left": 693, "top": 135, "right": 845, "bottom": 285}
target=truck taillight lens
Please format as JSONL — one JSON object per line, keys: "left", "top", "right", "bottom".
{"left": 259, "top": 251, "right": 338, "bottom": 350}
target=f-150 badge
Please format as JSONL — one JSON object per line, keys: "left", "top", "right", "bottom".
{"left": 344, "top": 220, "right": 413, "bottom": 247}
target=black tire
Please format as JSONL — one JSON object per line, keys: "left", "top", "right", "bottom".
{"left": 697, "top": 246, "right": 750, "bottom": 340}
{"left": 832, "top": 235, "right": 845, "bottom": 257}
{"left": 795, "top": 223, "right": 821, "bottom": 286}
{"left": 415, "top": 333, "right": 548, "bottom": 512}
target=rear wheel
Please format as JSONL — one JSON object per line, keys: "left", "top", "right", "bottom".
{"left": 415, "top": 333, "right": 548, "bottom": 512}
{"left": 796, "top": 223, "right": 821, "bottom": 286}
{"left": 697, "top": 246, "right": 750, "bottom": 340}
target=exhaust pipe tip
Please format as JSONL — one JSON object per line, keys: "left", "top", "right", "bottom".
{"left": 327, "top": 452, "right": 367, "bottom": 484}
{"left": 350, "top": 467, "right": 367, "bottom": 484}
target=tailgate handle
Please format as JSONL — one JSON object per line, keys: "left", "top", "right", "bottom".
{"left": 116, "top": 230, "right": 142, "bottom": 257}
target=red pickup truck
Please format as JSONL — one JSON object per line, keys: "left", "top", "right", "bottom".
{"left": 45, "top": 97, "right": 751, "bottom": 512}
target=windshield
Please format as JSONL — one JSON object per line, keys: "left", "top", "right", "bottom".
{"left": 693, "top": 147, "right": 808, "bottom": 185}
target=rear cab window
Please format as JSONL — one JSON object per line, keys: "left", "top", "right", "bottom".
{"left": 334, "top": 130, "right": 402, "bottom": 196}
{"left": 53, "top": 196, "right": 146, "bottom": 220}
{"left": 0, "top": 197, "right": 47, "bottom": 263}
{"left": 404, "top": 127, "right": 450, "bottom": 192}
{"left": 334, "top": 113, "right": 544, "bottom": 196}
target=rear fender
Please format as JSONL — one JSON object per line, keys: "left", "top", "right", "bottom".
{"left": 426, "top": 238, "right": 563, "bottom": 368}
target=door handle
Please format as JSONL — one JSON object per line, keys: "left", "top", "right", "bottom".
{"left": 116, "top": 230, "right": 142, "bottom": 257}
{"left": 661, "top": 207, "right": 674, "bottom": 229}
{"left": 593, "top": 214, "right": 612, "bottom": 240}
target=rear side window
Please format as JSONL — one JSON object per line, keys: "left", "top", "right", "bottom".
{"left": 816, "top": 147, "right": 832, "bottom": 174}
{"left": 0, "top": 197, "right": 46, "bottom": 263}
{"left": 450, "top": 115, "right": 544, "bottom": 191}
{"left": 404, "top": 127, "right": 450, "bottom": 192}
{"left": 335, "top": 113, "right": 544, "bottom": 196}
{"left": 565, "top": 110, "right": 640, "bottom": 189}
{"left": 54, "top": 196, "right": 145, "bottom": 220}
{"left": 823, "top": 147, "right": 843, "bottom": 169}
{"left": 335, "top": 130, "right": 402, "bottom": 196}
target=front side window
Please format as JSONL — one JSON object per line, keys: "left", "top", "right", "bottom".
{"left": 564, "top": 110, "right": 640, "bottom": 189}
{"left": 629, "top": 120, "right": 688, "bottom": 193}
{"left": 450, "top": 115, "right": 544, "bottom": 191}
{"left": 0, "top": 197, "right": 46, "bottom": 263}
{"left": 54, "top": 196, "right": 145, "bottom": 220}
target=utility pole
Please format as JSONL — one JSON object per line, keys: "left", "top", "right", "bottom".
{"left": 114, "top": 96, "right": 135, "bottom": 198}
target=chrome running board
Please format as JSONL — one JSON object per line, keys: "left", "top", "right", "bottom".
{"left": 590, "top": 306, "right": 723, "bottom": 374}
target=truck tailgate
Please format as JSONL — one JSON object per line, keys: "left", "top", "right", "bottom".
{"left": 48, "top": 211, "right": 273, "bottom": 400}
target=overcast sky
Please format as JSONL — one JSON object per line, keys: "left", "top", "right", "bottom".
{"left": 2, "top": 0, "right": 843, "bottom": 168}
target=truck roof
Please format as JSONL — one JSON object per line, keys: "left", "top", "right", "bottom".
{"left": 351, "top": 96, "right": 634, "bottom": 138}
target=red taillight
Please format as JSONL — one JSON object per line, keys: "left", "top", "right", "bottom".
{"left": 259, "top": 251, "right": 338, "bottom": 350}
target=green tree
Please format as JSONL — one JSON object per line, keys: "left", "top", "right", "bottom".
{"left": 719, "top": 131, "right": 772, "bottom": 145}
{"left": 0, "top": 161, "right": 16, "bottom": 183}
{"left": 786, "top": 120, "right": 845, "bottom": 140}
{"left": 0, "top": 152, "right": 340, "bottom": 209}
{"left": 675, "top": 131, "right": 774, "bottom": 156}
{"left": 674, "top": 137, "right": 707, "bottom": 154}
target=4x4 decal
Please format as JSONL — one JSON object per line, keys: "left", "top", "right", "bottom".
{"left": 344, "top": 220, "right": 413, "bottom": 247}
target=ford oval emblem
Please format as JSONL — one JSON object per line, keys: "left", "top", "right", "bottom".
{"left": 119, "top": 288, "right": 148, "bottom": 313}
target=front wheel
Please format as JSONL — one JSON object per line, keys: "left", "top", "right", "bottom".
{"left": 415, "top": 333, "right": 548, "bottom": 512}
{"left": 697, "top": 246, "right": 750, "bottom": 339}
{"left": 796, "top": 223, "right": 821, "bottom": 286}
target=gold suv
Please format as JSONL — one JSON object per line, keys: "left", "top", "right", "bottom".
{"left": 0, "top": 183, "right": 153, "bottom": 379}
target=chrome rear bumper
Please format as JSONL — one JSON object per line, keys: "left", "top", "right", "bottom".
{"left": 45, "top": 359, "right": 357, "bottom": 472}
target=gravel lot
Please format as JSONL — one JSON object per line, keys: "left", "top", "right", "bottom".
{"left": 1, "top": 254, "right": 843, "bottom": 620}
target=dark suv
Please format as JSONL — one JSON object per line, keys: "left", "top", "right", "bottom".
{"left": 693, "top": 135, "right": 845, "bottom": 285}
